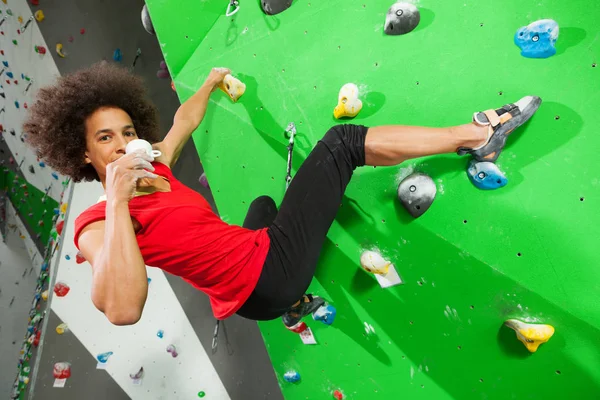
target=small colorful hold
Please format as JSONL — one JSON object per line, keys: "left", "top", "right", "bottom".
{"left": 515, "top": 19, "right": 559, "bottom": 59}
{"left": 199, "top": 172, "right": 209, "bottom": 188}
{"left": 56, "top": 323, "right": 69, "bottom": 335}
{"left": 313, "top": 304, "right": 337, "bottom": 325}
{"left": 34, "top": 10, "right": 44, "bottom": 22}
{"left": 467, "top": 160, "right": 508, "bottom": 190}
{"left": 53, "top": 282, "right": 70, "bottom": 297}
{"left": 56, "top": 43, "right": 66, "bottom": 58}
{"left": 504, "top": 319, "right": 555, "bottom": 353}
{"left": 96, "top": 351, "right": 114, "bottom": 364}
{"left": 283, "top": 370, "right": 301, "bottom": 383}
{"left": 113, "top": 48, "right": 122, "bottom": 62}
{"left": 53, "top": 362, "right": 71, "bottom": 379}
{"left": 166, "top": 344, "right": 178, "bottom": 358}
{"left": 334, "top": 83, "right": 362, "bottom": 119}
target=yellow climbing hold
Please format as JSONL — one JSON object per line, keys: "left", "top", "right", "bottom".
{"left": 60, "top": 202, "right": 68, "bottom": 214}
{"left": 41, "top": 290, "right": 49, "bottom": 301}
{"left": 334, "top": 83, "right": 362, "bottom": 119}
{"left": 18, "top": 16, "right": 23, "bottom": 24}
{"left": 504, "top": 319, "right": 555, "bottom": 353}
{"left": 218, "top": 74, "right": 246, "bottom": 102}
{"left": 360, "top": 250, "right": 391, "bottom": 275}
{"left": 56, "top": 43, "right": 66, "bottom": 58}
{"left": 34, "top": 10, "right": 45, "bottom": 22}
{"left": 56, "top": 323, "right": 69, "bottom": 335}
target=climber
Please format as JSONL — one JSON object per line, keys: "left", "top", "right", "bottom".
{"left": 23, "top": 62, "right": 541, "bottom": 330}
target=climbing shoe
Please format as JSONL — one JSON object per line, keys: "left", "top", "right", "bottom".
{"left": 457, "top": 96, "right": 542, "bottom": 162}
{"left": 282, "top": 294, "right": 325, "bottom": 332}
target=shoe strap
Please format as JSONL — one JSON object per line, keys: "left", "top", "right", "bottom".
{"left": 483, "top": 109, "right": 501, "bottom": 127}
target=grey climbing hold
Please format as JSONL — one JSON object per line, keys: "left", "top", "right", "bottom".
{"left": 261, "top": 0, "right": 293, "bottom": 15}
{"left": 384, "top": 2, "right": 421, "bottom": 35}
{"left": 141, "top": 4, "right": 155, "bottom": 35}
{"left": 397, "top": 173, "right": 436, "bottom": 217}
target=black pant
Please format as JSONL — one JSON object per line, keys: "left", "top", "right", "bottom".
{"left": 236, "top": 124, "right": 369, "bottom": 320}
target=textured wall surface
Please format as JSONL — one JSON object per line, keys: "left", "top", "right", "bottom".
{"left": 147, "top": 0, "right": 600, "bottom": 398}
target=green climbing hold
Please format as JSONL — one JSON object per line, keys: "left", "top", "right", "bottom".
{"left": 197, "top": 391, "right": 206, "bottom": 398}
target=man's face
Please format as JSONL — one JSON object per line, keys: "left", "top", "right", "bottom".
{"left": 84, "top": 106, "right": 139, "bottom": 181}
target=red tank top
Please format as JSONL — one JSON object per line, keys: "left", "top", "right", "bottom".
{"left": 73, "top": 162, "right": 270, "bottom": 319}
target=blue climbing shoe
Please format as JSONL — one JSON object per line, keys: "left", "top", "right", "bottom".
{"left": 282, "top": 294, "right": 325, "bottom": 331}
{"left": 457, "top": 96, "right": 542, "bottom": 163}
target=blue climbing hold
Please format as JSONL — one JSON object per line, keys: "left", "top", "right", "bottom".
{"left": 6, "top": 72, "right": 13, "bottom": 78}
{"left": 515, "top": 19, "right": 559, "bottom": 59}
{"left": 467, "top": 160, "right": 508, "bottom": 190}
{"left": 312, "top": 304, "right": 337, "bottom": 325}
{"left": 53, "top": 208, "right": 60, "bottom": 215}
{"left": 113, "top": 48, "right": 122, "bottom": 62}
{"left": 65, "top": 255, "right": 71, "bottom": 260}
{"left": 2, "top": 61, "right": 8, "bottom": 67}
{"left": 41, "top": 262, "right": 48, "bottom": 271}
{"left": 51, "top": 172, "right": 59, "bottom": 180}
{"left": 147, "top": 277, "right": 152, "bottom": 283}
{"left": 97, "top": 351, "right": 114, "bottom": 363}
{"left": 283, "top": 370, "right": 301, "bottom": 383}
{"left": 39, "top": 161, "right": 46, "bottom": 167}
{"left": 157, "top": 329, "right": 164, "bottom": 338}
{"left": 14, "top": 101, "right": 19, "bottom": 108}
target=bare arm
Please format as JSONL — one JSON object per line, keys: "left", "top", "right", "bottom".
{"left": 79, "top": 202, "right": 148, "bottom": 325}
{"left": 159, "top": 68, "right": 230, "bottom": 168}
{"left": 78, "top": 151, "right": 157, "bottom": 326}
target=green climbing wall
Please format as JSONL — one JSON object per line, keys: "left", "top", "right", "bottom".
{"left": 146, "top": 0, "right": 600, "bottom": 398}
{"left": 1, "top": 166, "right": 58, "bottom": 245}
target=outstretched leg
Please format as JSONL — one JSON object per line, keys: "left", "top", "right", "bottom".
{"left": 236, "top": 96, "right": 541, "bottom": 324}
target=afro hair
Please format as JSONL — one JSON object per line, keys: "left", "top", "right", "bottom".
{"left": 23, "top": 61, "right": 161, "bottom": 182}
